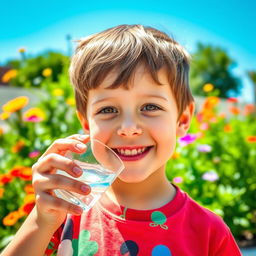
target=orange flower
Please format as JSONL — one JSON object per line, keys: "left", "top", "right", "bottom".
{"left": 224, "top": 124, "right": 232, "bottom": 133}
{"left": 24, "top": 184, "right": 34, "bottom": 194}
{"left": 2, "top": 96, "right": 29, "bottom": 113}
{"left": 19, "top": 167, "right": 32, "bottom": 180}
{"left": 203, "top": 83, "right": 214, "bottom": 92}
{"left": 3, "top": 211, "right": 20, "bottom": 226}
{"left": 203, "top": 96, "right": 220, "bottom": 110}
{"left": 246, "top": 136, "right": 256, "bottom": 143}
{"left": 0, "top": 127, "right": 3, "bottom": 136}
{"left": 11, "top": 140, "right": 25, "bottom": 153}
{"left": 244, "top": 104, "right": 255, "bottom": 116}
{"left": 0, "top": 187, "right": 4, "bottom": 198}
{"left": 0, "top": 112, "right": 11, "bottom": 120}
{"left": 42, "top": 68, "right": 52, "bottom": 77}
{"left": 23, "top": 107, "right": 45, "bottom": 122}
{"left": 230, "top": 106, "right": 240, "bottom": 115}
{"left": 2, "top": 69, "right": 18, "bottom": 83}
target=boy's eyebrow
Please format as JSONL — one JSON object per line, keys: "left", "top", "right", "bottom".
{"left": 92, "top": 94, "right": 169, "bottom": 105}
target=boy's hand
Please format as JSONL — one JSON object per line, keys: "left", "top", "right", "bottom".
{"left": 32, "top": 134, "right": 91, "bottom": 227}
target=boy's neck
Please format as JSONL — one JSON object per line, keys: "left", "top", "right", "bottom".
{"left": 106, "top": 170, "right": 176, "bottom": 210}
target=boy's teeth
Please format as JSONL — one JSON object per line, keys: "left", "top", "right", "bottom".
{"left": 117, "top": 147, "right": 147, "bottom": 156}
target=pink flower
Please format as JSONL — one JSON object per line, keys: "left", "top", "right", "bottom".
{"left": 173, "top": 176, "right": 183, "bottom": 184}
{"left": 178, "top": 134, "right": 197, "bottom": 146}
{"left": 200, "top": 123, "right": 209, "bottom": 131}
{"left": 29, "top": 151, "right": 40, "bottom": 158}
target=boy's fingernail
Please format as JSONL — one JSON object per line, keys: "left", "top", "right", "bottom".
{"left": 75, "top": 143, "right": 86, "bottom": 150}
{"left": 73, "top": 166, "right": 82, "bottom": 175}
{"left": 81, "top": 184, "right": 90, "bottom": 193}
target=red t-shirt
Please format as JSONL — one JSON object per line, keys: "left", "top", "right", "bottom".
{"left": 46, "top": 185, "right": 241, "bottom": 256}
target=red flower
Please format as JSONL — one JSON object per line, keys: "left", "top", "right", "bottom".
{"left": 227, "top": 97, "right": 238, "bottom": 103}
{"left": 9, "top": 166, "right": 32, "bottom": 181}
{"left": 0, "top": 174, "right": 13, "bottom": 184}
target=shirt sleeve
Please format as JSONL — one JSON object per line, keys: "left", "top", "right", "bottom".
{"left": 211, "top": 223, "right": 242, "bottom": 256}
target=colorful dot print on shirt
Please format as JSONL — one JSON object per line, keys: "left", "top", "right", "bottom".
{"left": 149, "top": 211, "right": 168, "bottom": 230}
{"left": 72, "top": 230, "right": 99, "bottom": 256}
{"left": 120, "top": 240, "right": 139, "bottom": 256}
{"left": 152, "top": 245, "right": 172, "bottom": 256}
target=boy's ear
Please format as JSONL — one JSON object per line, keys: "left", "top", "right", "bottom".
{"left": 176, "top": 102, "right": 195, "bottom": 137}
{"left": 76, "top": 111, "right": 90, "bottom": 132}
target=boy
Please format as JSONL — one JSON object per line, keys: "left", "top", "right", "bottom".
{"left": 2, "top": 24, "right": 241, "bottom": 256}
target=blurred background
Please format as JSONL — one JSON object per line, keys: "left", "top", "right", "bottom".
{"left": 0, "top": 0, "right": 255, "bottom": 254}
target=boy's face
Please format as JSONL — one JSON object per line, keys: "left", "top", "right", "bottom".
{"left": 78, "top": 65, "right": 194, "bottom": 184}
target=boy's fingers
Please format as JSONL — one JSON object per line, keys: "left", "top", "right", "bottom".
{"left": 33, "top": 153, "right": 82, "bottom": 176}
{"left": 36, "top": 192, "right": 83, "bottom": 215}
{"left": 40, "top": 135, "right": 90, "bottom": 159}
{"left": 35, "top": 173, "right": 91, "bottom": 195}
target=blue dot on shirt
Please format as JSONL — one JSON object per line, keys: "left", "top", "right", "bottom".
{"left": 152, "top": 245, "right": 172, "bottom": 256}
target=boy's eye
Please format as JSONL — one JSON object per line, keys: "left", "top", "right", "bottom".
{"left": 141, "top": 104, "right": 162, "bottom": 111}
{"left": 98, "top": 107, "right": 118, "bottom": 114}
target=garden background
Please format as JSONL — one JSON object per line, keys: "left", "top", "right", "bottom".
{"left": 0, "top": 0, "right": 256, "bottom": 254}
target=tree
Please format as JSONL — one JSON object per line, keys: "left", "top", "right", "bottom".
{"left": 248, "top": 71, "right": 256, "bottom": 105}
{"left": 190, "top": 43, "right": 241, "bottom": 98}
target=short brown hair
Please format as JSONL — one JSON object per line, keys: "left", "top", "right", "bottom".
{"left": 69, "top": 24, "right": 194, "bottom": 118}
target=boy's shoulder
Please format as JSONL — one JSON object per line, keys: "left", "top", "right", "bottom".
{"left": 181, "top": 187, "right": 231, "bottom": 234}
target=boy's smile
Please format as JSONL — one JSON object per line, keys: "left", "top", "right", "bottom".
{"left": 112, "top": 145, "right": 154, "bottom": 161}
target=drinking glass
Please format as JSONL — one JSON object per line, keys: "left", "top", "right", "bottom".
{"left": 54, "top": 139, "right": 124, "bottom": 211}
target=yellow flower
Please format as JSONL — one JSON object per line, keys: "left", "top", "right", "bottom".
{"left": 2, "top": 96, "right": 29, "bottom": 113}
{"left": 23, "top": 107, "right": 45, "bottom": 122}
{"left": 171, "top": 151, "right": 180, "bottom": 159}
{"left": 0, "top": 112, "right": 11, "bottom": 120}
{"left": 42, "top": 68, "right": 52, "bottom": 77}
{"left": 3, "top": 211, "right": 20, "bottom": 226}
{"left": 24, "top": 194, "right": 35, "bottom": 204}
{"left": 66, "top": 97, "right": 75, "bottom": 105}
{"left": 11, "top": 140, "right": 25, "bottom": 153}
{"left": 2, "top": 69, "right": 18, "bottom": 83}
{"left": 18, "top": 47, "right": 26, "bottom": 53}
{"left": 52, "top": 88, "right": 64, "bottom": 96}
{"left": 203, "top": 83, "right": 214, "bottom": 92}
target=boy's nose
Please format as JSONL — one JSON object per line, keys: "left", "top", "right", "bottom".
{"left": 117, "top": 119, "right": 143, "bottom": 137}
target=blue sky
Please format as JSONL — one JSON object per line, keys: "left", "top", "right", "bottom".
{"left": 1, "top": 0, "right": 255, "bottom": 102}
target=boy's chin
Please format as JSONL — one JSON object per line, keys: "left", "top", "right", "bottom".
{"left": 115, "top": 171, "right": 151, "bottom": 184}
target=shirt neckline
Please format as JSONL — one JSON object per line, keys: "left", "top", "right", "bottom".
{"left": 97, "top": 184, "right": 187, "bottom": 222}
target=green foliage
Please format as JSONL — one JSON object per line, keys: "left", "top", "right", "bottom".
{"left": 190, "top": 43, "right": 241, "bottom": 98}
{"left": 6, "top": 51, "right": 70, "bottom": 88}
